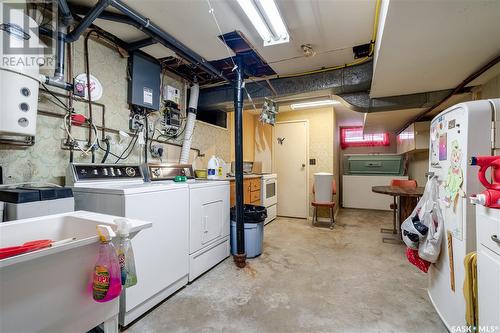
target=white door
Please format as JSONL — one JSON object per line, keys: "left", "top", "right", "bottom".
{"left": 275, "top": 121, "right": 308, "bottom": 218}
{"left": 189, "top": 185, "right": 230, "bottom": 253}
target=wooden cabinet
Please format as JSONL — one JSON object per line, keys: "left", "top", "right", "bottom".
{"left": 229, "top": 181, "right": 236, "bottom": 207}
{"left": 229, "top": 177, "right": 261, "bottom": 207}
{"left": 250, "top": 178, "right": 261, "bottom": 191}
{"left": 250, "top": 190, "right": 260, "bottom": 203}
{"left": 244, "top": 180, "right": 252, "bottom": 204}
{"left": 397, "top": 121, "right": 430, "bottom": 154}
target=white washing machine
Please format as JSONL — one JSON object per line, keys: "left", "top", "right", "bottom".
{"left": 148, "top": 164, "right": 230, "bottom": 282}
{"left": 66, "top": 164, "right": 189, "bottom": 326}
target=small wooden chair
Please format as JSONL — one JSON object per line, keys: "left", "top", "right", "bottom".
{"left": 381, "top": 179, "right": 418, "bottom": 237}
{"left": 312, "top": 180, "right": 337, "bottom": 229}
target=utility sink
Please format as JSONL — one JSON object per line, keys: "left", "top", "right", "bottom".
{"left": 0, "top": 211, "right": 152, "bottom": 333}
{"left": 0, "top": 210, "right": 150, "bottom": 267}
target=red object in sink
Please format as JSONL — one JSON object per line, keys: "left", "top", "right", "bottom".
{"left": 0, "top": 240, "right": 53, "bottom": 260}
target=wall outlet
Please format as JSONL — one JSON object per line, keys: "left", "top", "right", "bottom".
{"left": 150, "top": 144, "right": 164, "bottom": 159}
{"left": 129, "top": 114, "right": 144, "bottom": 131}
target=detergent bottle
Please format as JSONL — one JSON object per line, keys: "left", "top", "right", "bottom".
{"left": 116, "top": 218, "right": 137, "bottom": 288}
{"left": 92, "top": 225, "right": 122, "bottom": 302}
{"left": 470, "top": 156, "right": 500, "bottom": 208}
{"left": 207, "top": 155, "right": 219, "bottom": 180}
{"left": 216, "top": 157, "right": 226, "bottom": 179}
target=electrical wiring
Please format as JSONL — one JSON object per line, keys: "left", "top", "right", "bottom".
{"left": 153, "top": 106, "right": 188, "bottom": 140}
{"left": 205, "top": 0, "right": 237, "bottom": 70}
{"left": 96, "top": 138, "right": 128, "bottom": 161}
{"left": 199, "top": 0, "right": 381, "bottom": 85}
{"left": 97, "top": 139, "right": 118, "bottom": 159}
{"left": 114, "top": 131, "right": 139, "bottom": 163}
{"left": 100, "top": 139, "right": 110, "bottom": 163}
{"left": 41, "top": 84, "right": 72, "bottom": 111}
{"left": 273, "top": 0, "right": 381, "bottom": 79}
{"left": 144, "top": 114, "right": 149, "bottom": 163}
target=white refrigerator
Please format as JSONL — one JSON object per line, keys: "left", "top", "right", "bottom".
{"left": 428, "top": 99, "right": 500, "bottom": 330}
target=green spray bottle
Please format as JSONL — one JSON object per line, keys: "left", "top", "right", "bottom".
{"left": 116, "top": 218, "right": 137, "bottom": 288}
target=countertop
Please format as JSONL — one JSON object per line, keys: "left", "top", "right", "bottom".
{"left": 371, "top": 185, "right": 425, "bottom": 197}
{"left": 196, "top": 174, "right": 263, "bottom": 181}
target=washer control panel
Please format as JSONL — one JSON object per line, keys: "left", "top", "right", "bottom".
{"left": 72, "top": 164, "right": 143, "bottom": 181}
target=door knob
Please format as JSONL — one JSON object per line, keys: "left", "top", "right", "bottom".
{"left": 302, "top": 164, "right": 306, "bottom": 168}
{"left": 492, "top": 234, "right": 500, "bottom": 244}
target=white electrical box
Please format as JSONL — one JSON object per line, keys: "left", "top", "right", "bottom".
{"left": 164, "top": 85, "right": 180, "bottom": 105}
{"left": 0, "top": 4, "right": 41, "bottom": 136}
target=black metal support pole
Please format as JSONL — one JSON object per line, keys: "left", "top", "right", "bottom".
{"left": 233, "top": 56, "right": 246, "bottom": 268}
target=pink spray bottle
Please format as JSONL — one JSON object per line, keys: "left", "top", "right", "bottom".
{"left": 92, "top": 225, "right": 122, "bottom": 302}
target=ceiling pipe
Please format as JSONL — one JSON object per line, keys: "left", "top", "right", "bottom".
{"left": 396, "top": 53, "right": 500, "bottom": 133}
{"left": 110, "top": 0, "right": 229, "bottom": 82}
{"left": 128, "top": 37, "right": 158, "bottom": 51}
{"left": 198, "top": 59, "right": 472, "bottom": 114}
{"left": 69, "top": 2, "right": 229, "bottom": 82}
{"left": 42, "top": 0, "right": 115, "bottom": 90}
{"left": 69, "top": 4, "right": 142, "bottom": 29}
{"left": 199, "top": 61, "right": 373, "bottom": 109}
{"left": 64, "top": 0, "right": 113, "bottom": 43}
{"left": 57, "top": 0, "right": 74, "bottom": 25}
{"left": 338, "top": 89, "right": 455, "bottom": 113}
{"left": 40, "top": 22, "right": 72, "bottom": 91}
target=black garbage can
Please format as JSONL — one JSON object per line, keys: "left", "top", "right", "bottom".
{"left": 230, "top": 205, "right": 267, "bottom": 258}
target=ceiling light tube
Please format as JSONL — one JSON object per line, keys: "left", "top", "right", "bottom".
{"left": 237, "top": 0, "right": 273, "bottom": 44}
{"left": 257, "top": 0, "right": 289, "bottom": 43}
{"left": 290, "top": 100, "right": 340, "bottom": 110}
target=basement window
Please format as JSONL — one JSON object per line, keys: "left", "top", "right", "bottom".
{"left": 196, "top": 109, "right": 228, "bottom": 129}
{"left": 340, "top": 127, "right": 390, "bottom": 149}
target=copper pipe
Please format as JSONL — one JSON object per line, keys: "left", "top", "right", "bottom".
{"left": 84, "top": 30, "right": 95, "bottom": 149}
{"left": 66, "top": 31, "right": 74, "bottom": 162}
{"left": 37, "top": 109, "right": 203, "bottom": 157}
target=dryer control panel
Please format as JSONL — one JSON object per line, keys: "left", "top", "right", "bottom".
{"left": 148, "top": 164, "right": 194, "bottom": 181}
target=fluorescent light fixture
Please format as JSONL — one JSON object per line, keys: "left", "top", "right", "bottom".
{"left": 290, "top": 100, "right": 341, "bottom": 110}
{"left": 237, "top": 0, "right": 289, "bottom": 46}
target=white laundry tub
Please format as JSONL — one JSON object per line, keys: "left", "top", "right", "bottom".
{"left": 0, "top": 211, "right": 151, "bottom": 333}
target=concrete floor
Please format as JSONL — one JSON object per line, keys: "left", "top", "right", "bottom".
{"left": 126, "top": 209, "right": 446, "bottom": 333}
